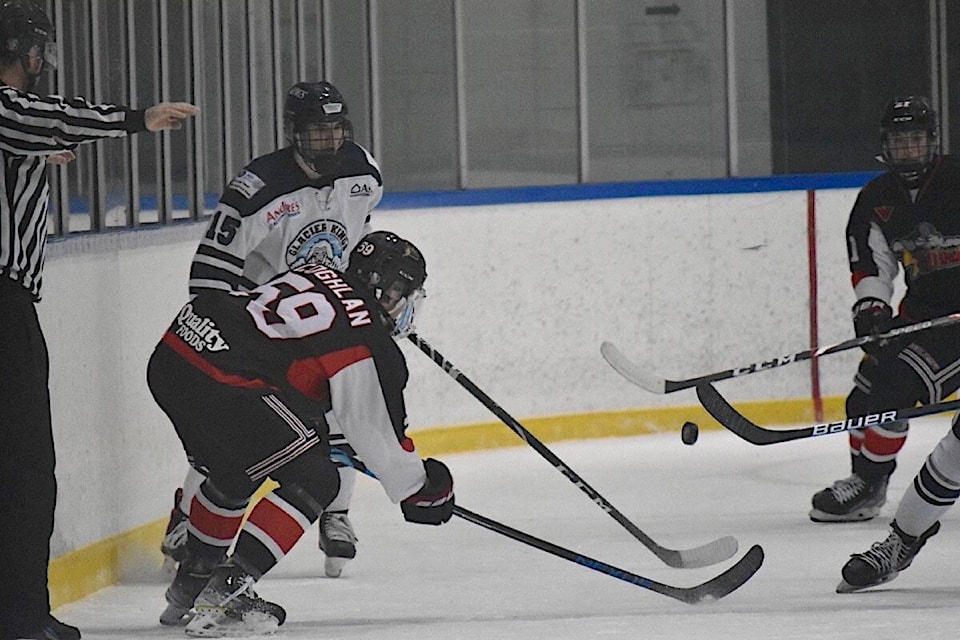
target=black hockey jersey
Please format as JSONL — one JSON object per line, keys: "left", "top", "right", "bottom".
{"left": 160, "top": 263, "right": 424, "bottom": 502}
{"left": 846, "top": 155, "right": 960, "bottom": 320}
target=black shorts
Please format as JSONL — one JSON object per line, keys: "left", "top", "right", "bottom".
{"left": 147, "top": 342, "right": 324, "bottom": 494}
{"left": 852, "top": 322, "right": 960, "bottom": 410}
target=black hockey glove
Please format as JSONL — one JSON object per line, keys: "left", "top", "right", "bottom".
{"left": 401, "top": 458, "right": 454, "bottom": 526}
{"left": 852, "top": 297, "right": 894, "bottom": 355}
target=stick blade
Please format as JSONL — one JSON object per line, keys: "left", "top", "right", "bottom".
{"left": 667, "top": 535, "right": 739, "bottom": 569}
{"left": 600, "top": 341, "right": 667, "bottom": 394}
{"left": 696, "top": 383, "right": 801, "bottom": 445}
{"left": 671, "top": 544, "right": 765, "bottom": 604}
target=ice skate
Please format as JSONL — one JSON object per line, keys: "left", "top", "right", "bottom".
{"left": 16, "top": 615, "right": 81, "bottom": 640}
{"left": 809, "top": 474, "right": 888, "bottom": 522}
{"left": 185, "top": 561, "right": 286, "bottom": 637}
{"left": 161, "top": 487, "right": 188, "bottom": 571}
{"left": 159, "top": 551, "right": 219, "bottom": 626}
{"left": 837, "top": 520, "right": 940, "bottom": 593}
{"left": 318, "top": 510, "right": 357, "bottom": 578}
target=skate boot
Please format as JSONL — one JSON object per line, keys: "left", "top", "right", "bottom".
{"left": 184, "top": 561, "right": 286, "bottom": 637}
{"left": 318, "top": 510, "right": 357, "bottom": 578}
{"left": 159, "top": 551, "right": 220, "bottom": 626}
{"left": 809, "top": 473, "right": 888, "bottom": 522}
{"left": 15, "top": 615, "right": 81, "bottom": 640}
{"left": 161, "top": 487, "right": 188, "bottom": 568}
{"left": 837, "top": 520, "right": 940, "bottom": 593}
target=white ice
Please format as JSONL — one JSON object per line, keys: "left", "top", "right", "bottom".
{"left": 55, "top": 416, "right": 960, "bottom": 640}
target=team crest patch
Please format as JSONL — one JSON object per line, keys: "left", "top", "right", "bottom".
{"left": 874, "top": 206, "right": 894, "bottom": 222}
{"left": 287, "top": 220, "right": 350, "bottom": 271}
{"left": 228, "top": 170, "right": 266, "bottom": 199}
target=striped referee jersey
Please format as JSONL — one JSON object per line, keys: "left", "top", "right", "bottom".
{"left": 0, "top": 85, "right": 149, "bottom": 300}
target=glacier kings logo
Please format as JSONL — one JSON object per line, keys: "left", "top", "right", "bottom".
{"left": 287, "top": 219, "right": 350, "bottom": 271}
{"left": 175, "top": 304, "right": 230, "bottom": 353}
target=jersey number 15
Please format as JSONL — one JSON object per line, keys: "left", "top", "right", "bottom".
{"left": 205, "top": 211, "right": 240, "bottom": 245}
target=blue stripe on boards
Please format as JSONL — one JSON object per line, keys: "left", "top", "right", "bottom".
{"left": 377, "top": 172, "right": 882, "bottom": 210}
{"left": 64, "top": 171, "right": 883, "bottom": 218}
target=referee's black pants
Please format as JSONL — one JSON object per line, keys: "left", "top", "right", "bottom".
{"left": 0, "top": 279, "right": 57, "bottom": 635}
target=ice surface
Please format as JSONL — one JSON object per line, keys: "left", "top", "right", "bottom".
{"left": 55, "top": 416, "right": 960, "bottom": 639}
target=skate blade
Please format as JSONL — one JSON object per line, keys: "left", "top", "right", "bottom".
{"left": 185, "top": 609, "right": 280, "bottom": 637}
{"left": 159, "top": 602, "right": 194, "bottom": 626}
{"left": 809, "top": 506, "right": 881, "bottom": 523}
{"left": 324, "top": 556, "right": 349, "bottom": 578}
{"left": 836, "top": 571, "right": 898, "bottom": 594}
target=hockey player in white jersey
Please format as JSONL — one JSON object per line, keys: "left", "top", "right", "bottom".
{"left": 161, "top": 80, "right": 380, "bottom": 584}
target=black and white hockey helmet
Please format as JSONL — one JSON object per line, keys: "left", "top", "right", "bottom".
{"left": 879, "top": 95, "right": 939, "bottom": 187}
{"left": 0, "top": 0, "right": 55, "bottom": 68}
{"left": 347, "top": 231, "right": 427, "bottom": 339}
{"left": 284, "top": 81, "right": 353, "bottom": 175}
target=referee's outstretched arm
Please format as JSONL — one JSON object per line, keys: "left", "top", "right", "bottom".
{"left": 0, "top": 2, "right": 198, "bottom": 638}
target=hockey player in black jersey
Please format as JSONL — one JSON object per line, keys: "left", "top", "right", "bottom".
{"left": 164, "top": 81, "right": 383, "bottom": 580}
{"left": 811, "top": 96, "right": 960, "bottom": 525}
{"left": 150, "top": 231, "right": 452, "bottom": 635}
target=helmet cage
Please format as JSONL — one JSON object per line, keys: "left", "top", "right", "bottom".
{"left": 284, "top": 82, "right": 353, "bottom": 174}
{"left": 880, "top": 96, "right": 939, "bottom": 185}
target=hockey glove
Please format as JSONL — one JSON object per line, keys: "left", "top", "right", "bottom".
{"left": 852, "top": 297, "right": 894, "bottom": 355}
{"left": 401, "top": 458, "right": 454, "bottom": 526}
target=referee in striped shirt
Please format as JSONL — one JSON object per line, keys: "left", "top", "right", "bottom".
{"left": 0, "top": 2, "right": 199, "bottom": 639}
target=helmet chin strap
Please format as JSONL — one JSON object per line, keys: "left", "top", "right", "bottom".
{"left": 24, "top": 69, "right": 39, "bottom": 91}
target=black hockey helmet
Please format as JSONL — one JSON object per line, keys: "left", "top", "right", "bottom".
{"left": 284, "top": 81, "right": 353, "bottom": 175}
{"left": 347, "top": 231, "right": 427, "bottom": 339}
{"left": 0, "top": 0, "right": 55, "bottom": 69}
{"left": 879, "top": 95, "right": 939, "bottom": 187}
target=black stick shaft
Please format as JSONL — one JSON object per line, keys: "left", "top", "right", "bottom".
{"left": 697, "top": 381, "right": 960, "bottom": 445}
{"left": 619, "top": 313, "right": 960, "bottom": 394}
{"left": 406, "top": 332, "right": 737, "bottom": 569}
{"left": 331, "top": 448, "right": 763, "bottom": 604}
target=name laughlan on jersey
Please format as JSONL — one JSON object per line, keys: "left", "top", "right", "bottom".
{"left": 299, "top": 264, "right": 372, "bottom": 327}
{"left": 175, "top": 304, "right": 231, "bottom": 352}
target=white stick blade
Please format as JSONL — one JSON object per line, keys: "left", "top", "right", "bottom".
{"left": 600, "top": 341, "right": 667, "bottom": 394}
{"left": 677, "top": 535, "right": 739, "bottom": 569}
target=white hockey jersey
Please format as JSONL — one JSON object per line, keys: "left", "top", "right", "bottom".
{"left": 189, "top": 142, "right": 382, "bottom": 294}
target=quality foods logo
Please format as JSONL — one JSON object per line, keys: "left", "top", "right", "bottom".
{"left": 175, "top": 304, "right": 230, "bottom": 353}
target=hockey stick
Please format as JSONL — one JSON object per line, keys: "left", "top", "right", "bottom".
{"left": 602, "top": 313, "right": 960, "bottom": 394}
{"left": 331, "top": 449, "right": 764, "bottom": 604}
{"left": 406, "top": 332, "right": 738, "bottom": 569}
{"left": 696, "top": 381, "right": 960, "bottom": 446}
{"left": 456, "top": 507, "right": 764, "bottom": 605}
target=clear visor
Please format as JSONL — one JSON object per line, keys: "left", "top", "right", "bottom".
{"left": 27, "top": 41, "right": 56, "bottom": 69}
{"left": 380, "top": 282, "right": 425, "bottom": 339}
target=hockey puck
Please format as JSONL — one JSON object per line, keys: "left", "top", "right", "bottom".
{"left": 681, "top": 421, "right": 699, "bottom": 445}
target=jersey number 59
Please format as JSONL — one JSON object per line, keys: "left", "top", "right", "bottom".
{"left": 246, "top": 272, "right": 335, "bottom": 339}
